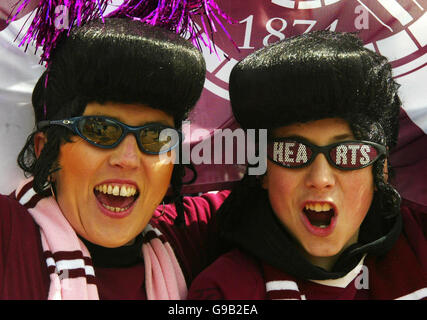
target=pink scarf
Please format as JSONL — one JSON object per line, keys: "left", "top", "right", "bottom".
{"left": 15, "top": 179, "right": 187, "bottom": 300}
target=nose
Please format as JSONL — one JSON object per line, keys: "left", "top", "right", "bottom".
{"left": 109, "top": 134, "right": 141, "bottom": 169}
{"left": 304, "top": 154, "right": 336, "bottom": 190}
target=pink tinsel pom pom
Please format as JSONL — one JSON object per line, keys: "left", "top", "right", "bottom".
{"left": 8, "top": 0, "right": 237, "bottom": 65}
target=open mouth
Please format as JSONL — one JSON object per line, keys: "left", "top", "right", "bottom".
{"left": 94, "top": 183, "right": 139, "bottom": 214}
{"left": 303, "top": 202, "right": 335, "bottom": 229}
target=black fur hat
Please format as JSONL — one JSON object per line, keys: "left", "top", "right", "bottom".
{"left": 33, "top": 18, "right": 206, "bottom": 128}
{"left": 229, "top": 31, "right": 401, "bottom": 149}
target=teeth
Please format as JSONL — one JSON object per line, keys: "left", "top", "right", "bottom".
{"left": 95, "top": 184, "right": 137, "bottom": 197}
{"left": 101, "top": 203, "right": 130, "bottom": 213}
{"left": 305, "top": 203, "right": 332, "bottom": 212}
{"left": 120, "top": 185, "right": 128, "bottom": 197}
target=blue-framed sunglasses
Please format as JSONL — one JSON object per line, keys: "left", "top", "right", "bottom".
{"left": 267, "top": 138, "right": 387, "bottom": 170}
{"left": 37, "top": 116, "right": 182, "bottom": 155}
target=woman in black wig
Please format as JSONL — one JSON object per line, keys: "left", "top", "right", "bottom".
{"left": 0, "top": 18, "right": 229, "bottom": 299}
{"left": 188, "top": 31, "right": 427, "bottom": 300}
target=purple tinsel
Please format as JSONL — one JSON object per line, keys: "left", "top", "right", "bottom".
{"left": 108, "top": 0, "right": 237, "bottom": 53}
{"left": 8, "top": 0, "right": 110, "bottom": 64}
{"left": 8, "top": 0, "right": 237, "bottom": 66}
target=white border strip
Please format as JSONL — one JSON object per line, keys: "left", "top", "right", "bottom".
{"left": 299, "top": 0, "right": 321, "bottom": 9}
{"left": 266, "top": 280, "right": 300, "bottom": 292}
{"left": 271, "top": 0, "right": 296, "bottom": 9}
{"left": 395, "top": 288, "right": 427, "bottom": 300}
{"left": 18, "top": 188, "right": 36, "bottom": 205}
{"left": 393, "top": 52, "right": 427, "bottom": 77}
{"left": 357, "top": 0, "right": 393, "bottom": 32}
{"left": 378, "top": 0, "right": 413, "bottom": 26}
{"left": 310, "top": 255, "right": 367, "bottom": 288}
{"left": 143, "top": 223, "right": 163, "bottom": 237}
{"left": 204, "top": 78, "right": 230, "bottom": 100}
{"left": 46, "top": 257, "right": 95, "bottom": 276}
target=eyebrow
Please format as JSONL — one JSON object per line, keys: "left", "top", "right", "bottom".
{"left": 89, "top": 114, "right": 173, "bottom": 127}
{"left": 332, "top": 133, "right": 354, "bottom": 141}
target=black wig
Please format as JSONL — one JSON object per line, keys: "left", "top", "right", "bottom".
{"left": 220, "top": 31, "right": 402, "bottom": 250}
{"left": 18, "top": 18, "right": 206, "bottom": 224}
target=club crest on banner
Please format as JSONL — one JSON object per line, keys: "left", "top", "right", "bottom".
{"left": 198, "top": 0, "right": 426, "bottom": 103}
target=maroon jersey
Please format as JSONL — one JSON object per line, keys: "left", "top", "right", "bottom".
{"left": 0, "top": 190, "right": 229, "bottom": 299}
{"left": 188, "top": 200, "right": 427, "bottom": 300}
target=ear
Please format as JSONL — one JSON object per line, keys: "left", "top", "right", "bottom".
{"left": 261, "top": 173, "right": 269, "bottom": 190}
{"left": 383, "top": 158, "right": 389, "bottom": 182}
{"left": 34, "top": 132, "right": 47, "bottom": 159}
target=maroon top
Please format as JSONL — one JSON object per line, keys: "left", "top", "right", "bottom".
{"left": 188, "top": 200, "right": 427, "bottom": 300}
{"left": 0, "top": 190, "right": 229, "bottom": 299}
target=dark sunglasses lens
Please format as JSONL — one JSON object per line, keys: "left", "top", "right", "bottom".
{"left": 79, "top": 117, "right": 123, "bottom": 146}
{"left": 139, "top": 126, "right": 179, "bottom": 153}
{"left": 329, "top": 142, "right": 379, "bottom": 169}
{"left": 268, "top": 140, "right": 313, "bottom": 167}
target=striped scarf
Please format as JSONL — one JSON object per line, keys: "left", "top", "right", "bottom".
{"left": 14, "top": 179, "right": 187, "bottom": 300}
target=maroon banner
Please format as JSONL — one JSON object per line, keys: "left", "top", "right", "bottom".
{"left": 186, "top": 0, "right": 427, "bottom": 207}
{"left": 1, "top": 1, "right": 426, "bottom": 206}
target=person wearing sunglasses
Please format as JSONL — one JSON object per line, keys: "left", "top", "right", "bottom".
{"left": 0, "top": 17, "right": 231, "bottom": 299}
{"left": 188, "top": 31, "right": 427, "bottom": 300}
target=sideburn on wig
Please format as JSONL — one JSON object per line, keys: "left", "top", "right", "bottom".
{"left": 18, "top": 18, "right": 206, "bottom": 224}
{"left": 219, "top": 31, "right": 402, "bottom": 242}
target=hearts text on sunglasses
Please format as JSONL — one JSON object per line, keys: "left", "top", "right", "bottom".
{"left": 272, "top": 141, "right": 374, "bottom": 166}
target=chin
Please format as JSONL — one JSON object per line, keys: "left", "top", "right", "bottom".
{"left": 84, "top": 232, "right": 135, "bottom": 248}
{"left": 303, "top": 241, "right": 344, "bottom": 258}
